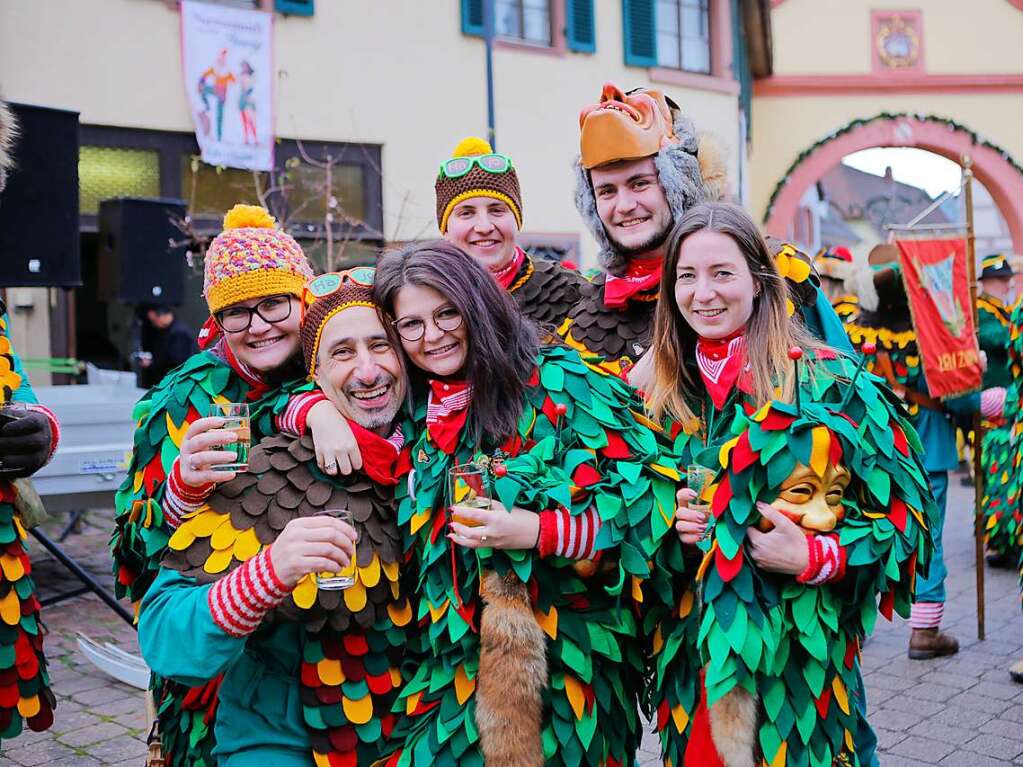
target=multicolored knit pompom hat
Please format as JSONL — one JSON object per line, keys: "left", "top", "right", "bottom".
{"left": 435, "top": 136, "right": 522, "bottom": 234}
{"left": 203, "top": 204, "right": 314, "bottom": 314}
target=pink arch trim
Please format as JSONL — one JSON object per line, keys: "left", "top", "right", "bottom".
{"left": 763, "top": 116, "right": 1023, "bottom": 254}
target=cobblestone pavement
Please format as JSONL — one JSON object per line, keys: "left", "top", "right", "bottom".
{"left": 0, "top": 473, "right": 1020, "bottom": 765}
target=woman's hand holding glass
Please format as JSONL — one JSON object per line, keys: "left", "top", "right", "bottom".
{"left": 269, "top": 516, "right": 357, "bottom": 589}
{"left": 178, "top": 416, "right": 243, "bottom": 487}
{"left": 448, "top": 499, "right": 541, "bottom": 551}
{"left": 306, "top": 400, "right": 363, "bottom": 476}
{"left": 675, "top": 487, "right": 710, "bottom": 545}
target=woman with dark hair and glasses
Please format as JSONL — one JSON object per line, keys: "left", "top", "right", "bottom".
{"left": 111, "top": 204, "right": 360, "bottom": 766}
{"left": 372, "top": 240, "right": 689, "bottom": 767}
{"left": 633, "top": 202, "right": 934, "bottom": 767}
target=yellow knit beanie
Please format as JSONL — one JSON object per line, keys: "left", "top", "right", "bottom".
{"left": 202, "top": 204, "right": 314, "bottom": 314}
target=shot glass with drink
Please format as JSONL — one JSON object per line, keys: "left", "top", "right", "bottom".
{"left": 208, "top": 402, "right": 251, "bottom": 473}
{"left": 448, "top": 462, "right": 491, "bottom": 527}
{"left": 686, "top": 463, "right": 715, "bottom": 541}
{"left": 315, "top": 508, "right": 358, "bottom": 591}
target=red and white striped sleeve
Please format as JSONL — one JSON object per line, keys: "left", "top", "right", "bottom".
{"left": 536, "top": 505, "right": 602, "bottom": 560}
{"left": 163, "top": 457, "right": 215, "bottom": 528}
{"left": 796, "top": 533, "right": 848, "bottom": 586}
{"left": 207, "top": 547, "right": 290, "bottom": 637}
{"left": 26, "top": 404, "right": 60, "bottom": 464}
{"left": 276, "top": 391, "right": 327, "bottom": 436}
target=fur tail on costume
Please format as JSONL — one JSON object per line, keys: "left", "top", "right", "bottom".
{"left": 0, "top": 101, "right": 20, "bottom": 194}
{"left": 476, "top": 570, "right": 547, "bottom": 767}
{"left": 697, "top": 133, "right": 729, "bottom": 202}
{"left": 708, "top": 686, "right": 759, "bottom": 767}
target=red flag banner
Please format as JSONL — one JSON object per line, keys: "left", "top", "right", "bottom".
{"left": 896, "top": 238, "right": 982, "bottom": 399}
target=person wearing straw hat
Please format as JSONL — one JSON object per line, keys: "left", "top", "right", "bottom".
{"left": 436, "top": 137, "right": 587, "bottom": 334}
{"left": 137, "top": 268, "right": 413, "bottom": 767}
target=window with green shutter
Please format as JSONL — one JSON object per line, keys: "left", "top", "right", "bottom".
{"left": 623, "top": 0, "right": 657, "bottom": 67}
{"left": 462, "top": 0, "right": 485, "bottom": 36}
{"left": 567, "top": 0, "right": 596, "bottom": 52}
{"left": 275, "top": 0, "right": 314, "bottom": 16}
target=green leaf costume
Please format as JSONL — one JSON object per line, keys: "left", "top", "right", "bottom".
{"left": 385, "top": 346, "right": 694, "bottom": 767}
{"left": 110, "top": 348, "right": 286, "bottom": 767}
{"left": 696, "top": 354, "right": 934, "bottom": 767}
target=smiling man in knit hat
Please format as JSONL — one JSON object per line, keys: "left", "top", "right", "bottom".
{"left": 138, "top": 268, "right": 413, "bottom": 767}
{"left": 557, "top": 82, "right": 728, "bottom": 374}
{"left": 435, "top": 137, "right": 586, "bottom": 332}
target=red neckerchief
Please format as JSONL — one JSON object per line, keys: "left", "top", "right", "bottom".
{"left": 492, "top": 247, "right": 527, "bottom": 290}
{"left": 426, "top": 380, "right": 472, "bottom": 455}
{"left": 695, "top": 330, "right": 748, "bottom": 409}
{"left": 603, "top": 257, "right": 662, "bottom": 309}
{"left": 197, "top": 316, "right": 221, "bottom": 350}
{"left": 346, "top": 420, "right": 409, "bottom": 486}
{"left": 214, "top": 337, "right": 270, "bottom": 400}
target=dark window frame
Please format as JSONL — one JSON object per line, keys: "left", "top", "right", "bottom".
{"left": 78, "top": 125, "right": 383, "bottom": 241}
{"left": 656, "top": 0, "right": 711, "bottom": 74}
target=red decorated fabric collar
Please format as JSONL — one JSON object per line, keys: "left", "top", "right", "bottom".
{"left": 603, "top": 257, "right": 662, "bottom": 309}
{"left": 426, "top": 380, "right": 472, "bottom": 455}
{"left": 695, "top": 330, "right": 749, "bottom": 409}
{"left": 491, "top": 247, "right": 527, "bottom": 290}
{"left": 347, "top": 419, "right": 410, "bottom": 486}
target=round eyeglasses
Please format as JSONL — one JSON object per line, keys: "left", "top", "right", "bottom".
{"left": 391, "top": 305, "right": 463, "bottom": 342}
{"left": 215, "top": 294, "right": 294, "bottom": 333}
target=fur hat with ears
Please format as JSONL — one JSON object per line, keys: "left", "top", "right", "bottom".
{"left": 0, "top": 101, "right": 20, "bottom": 197}
{"left": 572, "top": 85, "right": 729, "bottom": 275}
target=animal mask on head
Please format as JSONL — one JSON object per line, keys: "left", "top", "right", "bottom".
{"left": 578, "top": 83, "right": 679, "bottom": 170}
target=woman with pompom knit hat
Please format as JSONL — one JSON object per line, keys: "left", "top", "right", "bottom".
{"left": 437, "top": 136, "right": 586, "bottom": 335}
{"left": 110, "top": 204, "right": 356, "bottom": 766}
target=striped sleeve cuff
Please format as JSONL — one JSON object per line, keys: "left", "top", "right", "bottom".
{"left": 26, "top": 404, "right": 60, "bottom": 464}
{"left": 207, "top": 547, "right": 290, "bottom": 637}
{"left": 163, "top": 458, "right": 215, "bottom": 529}
{"left": 796, "top": 534, "right": 848, "bottom": 585}
{"left": 276, "top": 391, "right": 327, "bottom": 436}
{"left": 537, "top": 506, "right": 601, "bottom": 560}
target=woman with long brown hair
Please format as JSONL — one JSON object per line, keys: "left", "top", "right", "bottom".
{"left": 372, "top": 240, "right": 687, "bottom": 767}
{"left": 637, "top": 202, "right": 933, "bottom": 767}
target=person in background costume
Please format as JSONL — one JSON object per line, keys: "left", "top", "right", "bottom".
{"left": 975, "top": 254, "right": 1019, "bottom": 567}
{"left": 0, "top": 99, "right": 60, "bottom": 751}
{"left": 815, "top": 245, "right": 859, "bottom": 322}
{"left": 138, "top": 270, "right": 412, "bottom": 766}
{"left": 137, "top": 304, "right": 198, "bottom": 389}
{"left": 436, "top": 137, "right": 586, "bottom": 333}
{"left": 845, "top": 244, "right": 1005, "bottom": 659}
{"left": 111, "top": 204, "right": 359, "bottom": 766}
{"left": 558, "top": 82, "right": 728, "bottom": 374}
{"left": 647, "top": 203, "right": 932, "bottom": 767}
{"left": 373, "top": 241, "right": 688, "bottom": 767}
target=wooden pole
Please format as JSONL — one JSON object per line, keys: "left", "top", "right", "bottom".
{"left": 963, "top": 155, "right": 986, "bottom": 641}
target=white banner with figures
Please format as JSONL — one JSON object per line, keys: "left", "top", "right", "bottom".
{"left": 180, "top": 1, "right": 274, "bottom": 171}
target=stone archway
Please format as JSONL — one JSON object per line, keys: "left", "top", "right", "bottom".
{"left": 762, "top": 113, "right": 1023, "bottom": 254}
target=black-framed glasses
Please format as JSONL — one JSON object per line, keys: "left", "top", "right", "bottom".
{"left": 215, "top": 294, "right": 294, "bottom": 333}
{"left": 391, "top": 305, "right": 463, "bottom": 342}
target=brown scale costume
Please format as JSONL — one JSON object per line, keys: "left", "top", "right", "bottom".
{"left": 509, "top": 253, "right": 587, "bottom": 331}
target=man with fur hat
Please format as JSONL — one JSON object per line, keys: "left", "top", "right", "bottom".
{"left": 435, "top": 137, "right": 586, "bottom": 331}
{"left": 558, "top": 82, "right": 727, "bottom": 373}
{"left": 846, "top": 244, "right": 1006, "bottom": 659}
{"left": 138, "top": 268, "right": 412, "bottom": 766}
{"left": 0, "top": 100, "right": 60, "bottom": 748}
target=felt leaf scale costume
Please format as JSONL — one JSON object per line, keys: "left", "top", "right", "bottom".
{"left": 0, "top": 309, "right": 57, "bottom": 748}
{"left": 383, "top": 345, "right": 694, "bottom": 767}
{"left": 694, "top": 353, "right": 934, "bottom": 767}
{"left": 110, "top": 204, "right": 314, "bottom": 766}
{"left": 139, "top": 431, "right": 411, "bottom": 767}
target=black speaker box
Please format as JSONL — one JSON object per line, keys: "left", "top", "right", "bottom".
{"left": 98, "top": 197, "right": 188, "bottom": 305}
{"left": 0, "top": 103, "right": 81, "bottom": 288}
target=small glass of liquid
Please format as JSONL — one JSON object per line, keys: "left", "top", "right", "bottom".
{"left": 208, "top": 402, "right": 250, "bottom": 473}
{"left": 448, "top": 463, "right": 492, "bottom": 526}
{"left": 315, "top": 508, "right": 358, "bottom": 591}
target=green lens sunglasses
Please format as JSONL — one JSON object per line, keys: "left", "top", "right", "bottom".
{"left": 439, "top": 153, "right": 514, "bottom": 180}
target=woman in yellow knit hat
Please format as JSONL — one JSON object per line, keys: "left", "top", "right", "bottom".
{"left": 110, "top": 204, "right": 356, "bottom": 765}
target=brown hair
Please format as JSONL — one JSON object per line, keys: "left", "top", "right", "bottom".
{"left": 644, "top": 202, "right": 827, "bottom": 425}
{"left": 374, "top": 240, "right": 539, "bottom": 445}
